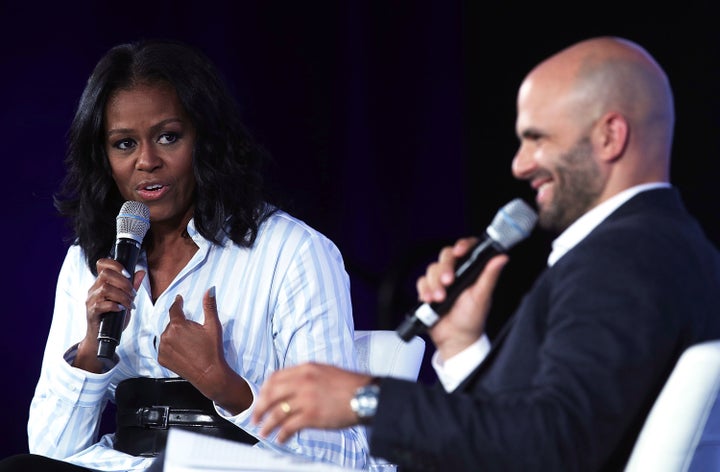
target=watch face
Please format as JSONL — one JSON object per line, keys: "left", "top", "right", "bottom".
{"left": 351, "top": 384, "right": 380, "bottom": 420}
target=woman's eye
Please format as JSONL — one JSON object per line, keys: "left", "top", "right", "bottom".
{"left": 158, "top": 133, "right": 179, "bottom": 144}
{"left": 113, "top": 138, "right": 135, "bottom": 151}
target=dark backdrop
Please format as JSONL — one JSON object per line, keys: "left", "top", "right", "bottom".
{"left": 1, "top": 1, "right": 718, "bottom": 459}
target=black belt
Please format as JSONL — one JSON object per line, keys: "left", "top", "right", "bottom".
{"left": 117, "top": 405, "right": 229, "bottom": 429}
{"left": 114, "top": 377, "right": 258, "bottom": 457}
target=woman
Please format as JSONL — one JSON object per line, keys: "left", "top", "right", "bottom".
{"left": 3, "top": 40, "right": 367, "bottom": 471}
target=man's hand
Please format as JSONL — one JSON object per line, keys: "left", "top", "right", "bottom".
{"left": 417, "top": 237, "right": 508, "bottom": 360}
{"left": 252, "top": 363, "right": 373, "bottom": 442}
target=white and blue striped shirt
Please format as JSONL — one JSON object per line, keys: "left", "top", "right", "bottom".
{"left": 28, "top": 210, "right": 369, "bottom": 470}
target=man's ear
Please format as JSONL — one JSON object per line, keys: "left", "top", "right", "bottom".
{"left": 594, "top": 111, "right": 628, "bottom": 163}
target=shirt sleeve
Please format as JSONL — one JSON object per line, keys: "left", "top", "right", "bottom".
{"left": 26, "top": 246, "right": 176, "bottom": 471}
{"left": 432, "top": 334, "right": 491, "bottom": 392}
{"left": 25, "top": 249, "right": 113, "bottom": 463}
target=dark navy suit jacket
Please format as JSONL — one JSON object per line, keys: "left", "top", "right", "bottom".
{"left": 371, "top": 188, "right": 720, "bottom": 471}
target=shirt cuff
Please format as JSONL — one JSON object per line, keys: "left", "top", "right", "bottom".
{"left": 432, "top": 334, "right": 491, "bottom": 392}
{"left": 49, "top": 343, "right": 115, "bottom": 405}
{"left": 215, "top": 379, "right": 257, "bottom": 423}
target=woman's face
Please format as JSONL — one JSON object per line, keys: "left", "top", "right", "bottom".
{"left": 104, "top": 82, "right": 197, "bottom": 229}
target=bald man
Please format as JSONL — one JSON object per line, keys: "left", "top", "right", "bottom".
{"left": 251, "top": 37, "right": 720, "bottom": 471}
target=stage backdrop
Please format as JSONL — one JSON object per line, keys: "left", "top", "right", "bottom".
{"left": 1, "top": 1, "right": 718, "bottom": 459}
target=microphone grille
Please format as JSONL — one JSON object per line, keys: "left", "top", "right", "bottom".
{"left": 486, "top": 198, "right": 538, "bottom": 250}
{"left": 116, "top": 201, "right": 151, "bottom": 243}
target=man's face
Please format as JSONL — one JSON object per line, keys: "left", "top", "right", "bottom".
{"left": 512, "top": 77, "right": 604, "bottom": 234}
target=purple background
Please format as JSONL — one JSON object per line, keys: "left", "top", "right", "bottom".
{"left": 2, "top": 1, "right": 718, "bottom": 458}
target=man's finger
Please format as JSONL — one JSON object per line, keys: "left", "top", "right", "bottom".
{"left": 253, "top": 370, "right": 298, "bottom": 424}
{"left": 469, "top": 254, "right": 509, "bottom": 301}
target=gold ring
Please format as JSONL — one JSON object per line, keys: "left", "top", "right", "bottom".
{"left": 280, "top": 401, "right": 292, "bottom": 414}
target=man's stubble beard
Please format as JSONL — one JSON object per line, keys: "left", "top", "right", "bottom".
{"left": 538, "top": 137, "right": 603, "bottom": 235}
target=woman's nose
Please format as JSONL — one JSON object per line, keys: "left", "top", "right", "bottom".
{"left": 135, "top": 143, "right": 162, "bottom": 171}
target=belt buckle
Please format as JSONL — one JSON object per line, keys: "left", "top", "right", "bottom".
{"left": 139, "top": 405, "right": 170, "bottom": 429}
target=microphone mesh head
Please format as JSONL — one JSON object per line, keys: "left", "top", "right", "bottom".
{"left": 116, "top": 201, "right": 151, "bottom": 243}
{"left": 486, "top": 198, "right": 538, "bottom": 250}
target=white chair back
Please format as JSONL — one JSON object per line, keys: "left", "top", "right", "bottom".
{"left": 625, "top": 339, "right": 720, "bottom": 472}
{"left": 353, "top": 330, "right": 425, "bottom": 380}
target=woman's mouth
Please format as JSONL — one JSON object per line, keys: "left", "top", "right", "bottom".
{"left": 137, "top": 184, "right": 168, "bottom": 200}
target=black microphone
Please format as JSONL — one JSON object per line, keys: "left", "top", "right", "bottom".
{"left": 396, "top": 198, "right": 538, "bottom": 342}
{"left": 97, "top": 201, "right": 151, "bottom": 359}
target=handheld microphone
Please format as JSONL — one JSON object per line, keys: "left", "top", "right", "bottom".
{"left": 396, "top": 198, "right": 538, "bottom": 342}
{"left": 97, "top": 201, "right": 151, "bottom": 359}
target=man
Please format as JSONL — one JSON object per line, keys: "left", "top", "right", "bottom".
{"left": 251, "top": 36, "right": 720, "bottom": 471}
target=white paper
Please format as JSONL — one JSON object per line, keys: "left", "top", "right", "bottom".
{"left": 163, "top": 428, "right": 357, "bottom": 472}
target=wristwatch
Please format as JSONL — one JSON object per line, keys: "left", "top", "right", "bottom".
{"left": 350, "top": 382, "right": 380, "bottom": 423}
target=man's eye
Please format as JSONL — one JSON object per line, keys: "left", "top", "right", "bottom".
{"left": 113, "top": 138, "right": 135, "bottom": 150}
{"left": 158, "top": 133, "right": 178, "bottom": 144}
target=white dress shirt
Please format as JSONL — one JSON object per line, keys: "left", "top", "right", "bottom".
{"left": 28, "top": 210, "right": 369, "bottom": 470}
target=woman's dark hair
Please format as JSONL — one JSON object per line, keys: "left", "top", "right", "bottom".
{"left": 54, "top": 39, "right": 275, "bottom": 274}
